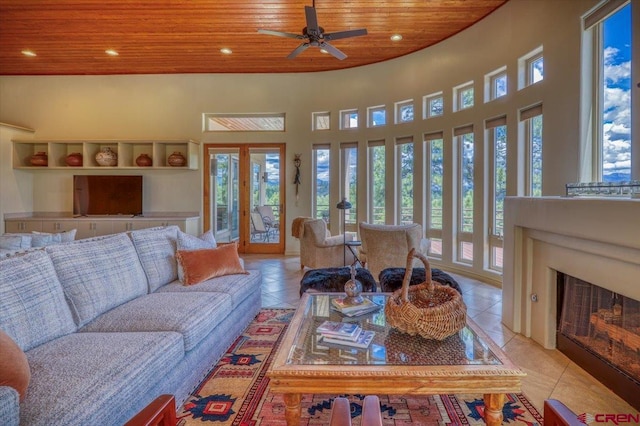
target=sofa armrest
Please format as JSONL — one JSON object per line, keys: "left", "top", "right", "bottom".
{"left": 124, "top": 394, "right": 176, "bottom": 426}
{"left": 0, "top": 386, "right": 19, "bottom": 426}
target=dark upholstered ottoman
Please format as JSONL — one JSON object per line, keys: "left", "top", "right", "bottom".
{"left": 378, "top": 267, "right": 462, "bottom": 294}
{"left": 300, "top": 267, "right": 377, "bottom": 296}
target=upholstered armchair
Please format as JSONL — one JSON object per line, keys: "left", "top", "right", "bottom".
{"left": 358, "top": 222, "right": 430, "bottom": 280}
{"left": 293, "top": 217, "right": 355, "bottom": 269}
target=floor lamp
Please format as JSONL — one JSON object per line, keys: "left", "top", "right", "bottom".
{"left": 336, "top": 198, "right": 352, "bottom": 266}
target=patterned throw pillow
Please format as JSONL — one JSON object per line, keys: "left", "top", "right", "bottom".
{"left": 176, "top": 231, "right": 217, "bottom": 282}
{"left": 176, "top": 243, "right": 248, "bottom": 286}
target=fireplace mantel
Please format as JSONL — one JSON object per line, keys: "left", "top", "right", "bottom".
{"left": 502, "top": 196, "right": 640, "bottom": 349}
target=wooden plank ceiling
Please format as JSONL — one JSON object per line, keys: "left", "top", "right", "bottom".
{"left": 0, "top": 0, "right": 507, "bottom": 75}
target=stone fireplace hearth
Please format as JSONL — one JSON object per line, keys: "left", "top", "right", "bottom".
{"left": 502, "top": 197, "right": 640, "bottom": 408}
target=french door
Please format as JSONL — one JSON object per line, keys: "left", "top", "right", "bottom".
{"left": 204, "top": 144, "right": 285, "bottom": 254}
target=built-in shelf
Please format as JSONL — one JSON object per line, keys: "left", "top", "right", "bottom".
{"left": 12, "top": 139, "right": 200, "bottom": 170}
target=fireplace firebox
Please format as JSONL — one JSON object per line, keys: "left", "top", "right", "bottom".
{"left": 556, "top": 272, "right": 640, "bottom": 411}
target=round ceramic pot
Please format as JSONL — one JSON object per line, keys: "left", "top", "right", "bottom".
{"left": 65, "top": 152, "right": 83, "bottom": 167}
{"left": 136, "top": 153, "right": 153, "bottom": 167}
{"left": 30, "top": 152, "right": 48, "bottom": 167}
{"left": 168, "top": 151, "right": 186, "bottom": 167}
{"left": 95, "top": 147, "right": 117, "bottom": 166}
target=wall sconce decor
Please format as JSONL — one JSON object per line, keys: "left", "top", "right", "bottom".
{"left": 294, "top": 154, "right": 301, "bottom": 199}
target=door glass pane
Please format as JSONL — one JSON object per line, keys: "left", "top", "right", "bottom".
{"left": 250, "top": 148, "right": 280, "bottom": 244}
{"left": 397, "top": 142, "right": 414, "bottom": 224}
{"left": 210, "top": 149, "right": 240, "bottom": 242}
{"left": 429, "top": 139, "right": 443, "bottom": 230}
{"left": 370, "top": 145, "right": 385, "bottom": 224}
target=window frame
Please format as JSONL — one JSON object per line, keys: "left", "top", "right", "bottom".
{"left": 367, "top": 105, "right": 387, "bottom": 128}
{"left": 340, "top": 142, "right": 358, "bottom": 225}
{"left": 486, "top": 116, "right": 507, "bottom": 272}
{"left": 312, "top": 111, "right": 331, "bottom": 131}
{"left": 453, "top": 81, "right": 474, "bottom": 112}
{"left": 520, "top": 105, "right": 544, "bottom": 196}
{"left": 367, "top": 140, "right": 386, "bottom": 224}
{"left": 340, "top": 109, "right": 359, "bottom": 130}
{"left": 394, "top": 99, "right": 414, "bottom": 124}
{"left": 395, "top": 136, "right": 414, "bottom": 225}
{"left": 423, "top": 131, "right": 444, "bottom": 259}
{"left": 484, "top": 66, "right": 508, "bottom": 103}
{"left": 424, "top": 92, "right": 444, "bottom": 119}
{"left": 454, "top": 126, "right": 474, "bottom": 264}
{"left": 518, "top": 46, "right": 544, "bottom": 90}
{"left": 312, "top": 144, "right": 331, "bottom": 222}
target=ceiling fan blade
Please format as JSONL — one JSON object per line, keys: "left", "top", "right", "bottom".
{"left": 324, "top": 28, "right": 368, "bottom": 41}
{"left": 287, "top": 43, "right": 310, "bottom": 59}
{"left": 319, "top": 42, "right": 347, "bottom": 60}
{"left": 304, "top": 6, "right": 320, "bottom": 34}
{"left": 258, "top": 29, "right": 304, "bottom": 40}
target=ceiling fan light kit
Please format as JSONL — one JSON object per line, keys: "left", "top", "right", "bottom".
{"left": 258, "top": 4, "right": 367, "bottom": 60}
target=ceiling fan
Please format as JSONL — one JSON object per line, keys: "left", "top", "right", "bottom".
{"left": 257, "top": 2, "right": 367, "bottom": 60}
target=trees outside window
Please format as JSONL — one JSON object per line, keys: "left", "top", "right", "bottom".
{"left": 313, "top": 145, "right": 330, "bottom": 222}
{"left": 368, "top": 141, "right": 386, "bottom": 224}
{"left": 396, "top": 138, "right": 414, "bottom": 224}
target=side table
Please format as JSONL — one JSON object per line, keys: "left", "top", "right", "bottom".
{"left": 345, "top": 240, "right": 363, "bottom": 267}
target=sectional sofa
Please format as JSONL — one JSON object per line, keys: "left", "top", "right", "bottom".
{"left": 0, "top": 226, "right": 262, "bottom": 426}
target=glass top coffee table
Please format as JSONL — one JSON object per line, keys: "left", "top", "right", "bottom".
{"left": 267, "top": 292, "right": 525, "bottom": 426}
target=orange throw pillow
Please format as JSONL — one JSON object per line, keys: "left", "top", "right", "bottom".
{"left": 0, "top": 329, "right": 31, "bottom": 401}
{"left": 176, "top": 243, "right": 248, "bottom": 285}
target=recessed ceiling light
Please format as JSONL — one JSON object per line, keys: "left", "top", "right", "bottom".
{"left": 105, "top": 49, "right": 119, "bottom": 56}
{"left": 21, "top": 50, "right": 36, "bottom": 57}
{"left": 390, "top": 34, "right": 403, "bottom": 42}
{"left": 220, "top": 48, "right": 232, "bottom": 55}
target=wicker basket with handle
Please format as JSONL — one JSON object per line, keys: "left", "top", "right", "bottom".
{"left": 385, "top": 248, "right": 467, "bottom": 340}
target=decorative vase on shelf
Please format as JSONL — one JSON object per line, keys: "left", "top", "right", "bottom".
{"left": 65, "top": 152, "right": 83, "bottom": 167}
{"left": 136, "top": 153, "right": 153, "bottom": 167}
{"left": 95, "top": 147, "right": 117, "bottom": 166}
{"left": 167, "top": 151, "right": 186, "bottom": 167}
{"left": 29, "top": 152, "right": 48, "bottom": 167}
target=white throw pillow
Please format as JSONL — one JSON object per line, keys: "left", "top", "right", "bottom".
{"left": 32, "top": 229, "right": 77, "bottom": 244}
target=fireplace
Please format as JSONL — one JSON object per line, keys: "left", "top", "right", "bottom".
{"left": 502, "top": 197, "right": 640, "bottom": 408}
{"left": 556, "top": 273, "right": 640, "bottom": 410}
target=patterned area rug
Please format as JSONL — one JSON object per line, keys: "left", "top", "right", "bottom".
{"left": 177, "top": 309, "right": 543, "bottom": 425}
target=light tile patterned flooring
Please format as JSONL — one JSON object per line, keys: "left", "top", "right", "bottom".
{"left": 243, "top": 254, "right": 638, "bottom": 419}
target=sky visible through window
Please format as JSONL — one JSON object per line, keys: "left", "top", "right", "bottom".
{"left": 602, "top": 4, "right": 631, "bottom": 182}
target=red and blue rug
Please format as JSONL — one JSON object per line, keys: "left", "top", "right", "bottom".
{"left": 177, "top": 309, "right": 543, "bottom": 425}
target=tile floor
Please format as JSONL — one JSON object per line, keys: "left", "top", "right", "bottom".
{"left": 243, "top": 254, "right": 638, "bottom": 419}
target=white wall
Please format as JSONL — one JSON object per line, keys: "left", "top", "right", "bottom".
{"left": 3, "top": 0, "right": 632, "bottom": 281}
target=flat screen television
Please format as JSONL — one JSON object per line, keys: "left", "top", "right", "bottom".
{"left": 73, "top": 175, "right": 143, "bottom": 216}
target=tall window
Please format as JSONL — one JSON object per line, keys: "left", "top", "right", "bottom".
{"left": 396, "top": 137, "right": 414, "bottom": 224}
{"left": 368, "top": 140, "right": 386, "bottom": 224}
{"left": 312, "top": 144, "right": 330, "bottom": 222}
{"left": 455, "top": 126, "right": 474, "bottom": 263}
{"left": 486, "top": 117, "right": 507, "bottom": 271}
{"left": 424, "top": 132, "right": 444, "bottom": 257}
{"left": 584, "top": 2, "right": 632, "bottom": 182}
{"left": 521, "top": 105, "right": 543, "bottom": 196}
{"left": 340, "top": 143, "right": 358, "bottom": 224}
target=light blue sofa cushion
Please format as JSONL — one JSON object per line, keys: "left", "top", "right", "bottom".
{"left": 22, "top": 331, "right": 183, "bottom": 426}
{"left": 129, "top": 226, "right": 180, "bottom": 292}
{"left": 79, "top": 292, "right": 233, "bottom": 351}
{"left": 46, "top": 233, "right": 148, "bottom": 327}
{"left": 0, "top": 386, "right": 19, "bottom": 426}
{"left": 0, "top": 251, "right": 76, "bottom": 351}
{"left": 156, "top": 270, "right": 261, "bottom": 308}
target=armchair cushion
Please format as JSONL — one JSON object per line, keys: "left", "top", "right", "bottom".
{"left": 359, "top": 222, "right": 428, "bottom": 280}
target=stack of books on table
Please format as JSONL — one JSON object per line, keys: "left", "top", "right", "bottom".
{"left": 331, "top": 297, "right": 382, "bottom": 317}
{"left": 317, "top": 320, "right": 375, "bottom": 349}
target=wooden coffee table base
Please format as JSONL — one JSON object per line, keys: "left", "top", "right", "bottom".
{"left": 280, "top": 392, "right": 506, "bottom": 426}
